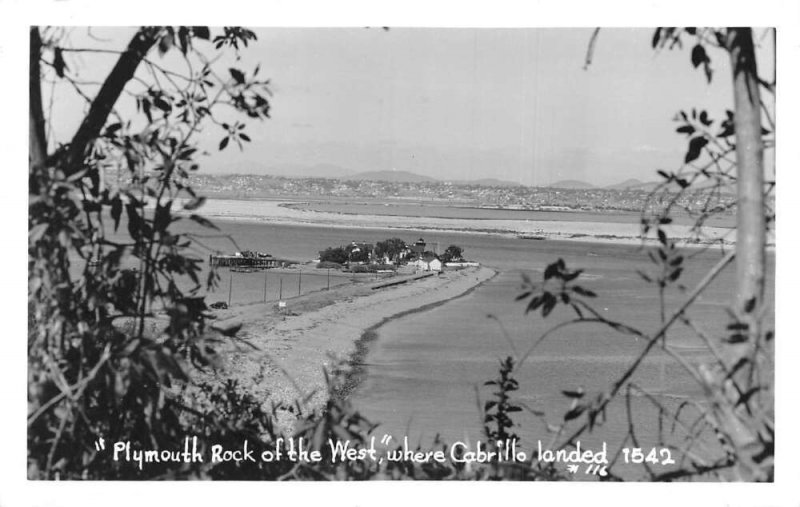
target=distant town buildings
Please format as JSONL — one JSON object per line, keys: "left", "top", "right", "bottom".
{"left": 172, "top": 173, "right": 746, "bottom": 215}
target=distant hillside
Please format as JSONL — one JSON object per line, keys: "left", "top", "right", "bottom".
{"left": 262, "top": 163, "right": 354, "bottom": 179}
{"left": 606, "top": 177, "right": 736, "bottom": 194}
{"left": 547, "top": 179, "right": 595, "bottom": 189}
{"left": 344, "top": 170, "right": 437, "bottom": 183}
{"left": 452, "top": 178, "right": 524, "bottom": 188}
{"left": 606, "top": 178, "right": 646, "bottom": 190}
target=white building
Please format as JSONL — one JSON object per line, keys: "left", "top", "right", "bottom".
{"left": 415, "top": 254, "right": 442, "bottom": 272}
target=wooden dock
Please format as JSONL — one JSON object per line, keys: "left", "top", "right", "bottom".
{"left": 209, "top": 255, "right": 282, "bottom": 268}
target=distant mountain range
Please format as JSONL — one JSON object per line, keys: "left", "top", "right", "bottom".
{"left": 264, "top": 163, "right": 356, "bottom": 179}
{"left": 224, "top": 166, "right": 729, "bottom": 192}
{"left": 549, "top": 178, "right": 659, "bottom": 190}
{"left": 453, "top": 178, "right": 524, "bottom": 187}
{"left": 337, "top": 170, "right": 523, "bottom": 187}
{"left": 548, "top": 179, "right": 596, "bottom": 189}
{"left": 342, "top": 170, "right": 437, "bottom": 183}
{"left": 604, "top": 178, "right": 647, "bottom": 190}
{"left": 547, "top": 177, "right": 733, "bottom": 193}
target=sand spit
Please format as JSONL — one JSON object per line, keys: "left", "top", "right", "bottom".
{"left": 175, "top": 198, "right": 770, "bottom": 248}
{"left": 207, "top": 266, "right": 496, "bottom": 427}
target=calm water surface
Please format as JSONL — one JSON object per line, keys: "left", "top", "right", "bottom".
{"left": 89, "top": 212, "right": 773, "bottom": 477}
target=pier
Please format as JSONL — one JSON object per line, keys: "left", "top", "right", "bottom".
{"left": 209, "top": 254, "right": 284, "bottom": 269}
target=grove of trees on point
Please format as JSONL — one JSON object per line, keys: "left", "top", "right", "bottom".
{"left": 318, "top": 246, "right": 349, "bottom": 265}
{"left": 441, "top": 245, "right": 464, "bottom": 264}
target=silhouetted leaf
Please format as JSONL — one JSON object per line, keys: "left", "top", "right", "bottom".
{"left": 651, "top": 28, "right": 662, "bottom": 48}
{"left": 192, "top": 26, "right": 210, "bottom": 40}
{"left": 53, "top": 47, "right": 67, "bottom": 78}
{"left": 718, "top": 121, "right": 735, "bottom": 138}
{"left": 690, "top": 40, "right": 710, "bottom": 67}
{"left": 229, "top": 68, "right": 245, "bottom": 85}
{"left": 178, "top": 27, "right": 190, "bottom": 55}
{"left": 724, "top": 333, "right": 749, "bottom": 344}
{"left": 571, "top": 286, "right": 597, "bottom": 298}
{"left": 141, "top": 97, "right": 152, "bottom": 122}
{"left": 685, "top": 136, "right": 708, "bottom": 163}
{"left": 104, "top": 122, "right": 122, "bottom": 137}
{"left": 189, "top": 214, "right": 218, "bottom": 230}
{"left": 153, "top": 202, "right": 172, "bottom": 233}
{"left": 542, "top": 293, "right": 557, "bottom": 317}
{"left": 110, "top": 195, "right": 123, "bottom": 232}
{"left": 564, "top": 405, "right": 586, "bottom": 421}
{"left": 153, "top": 96, "right": 171, "bottom": 113}
{"left": 126, "top": 203, "right": 141, "bottom": 240}
{"left": 526, "top": 295, "right": 543, "bottom": 314}
{"left": 158, "top": 31, "right": 174, "bottom": 55}
{"left": 515, "top": 291, "right": 532, "bottom": 301}
{"left": 544, "top": 261, "right": 561, "bottom": 280}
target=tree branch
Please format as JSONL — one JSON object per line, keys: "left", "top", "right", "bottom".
{"left": 61, "top": 27, "right": 161, "bottom": 176}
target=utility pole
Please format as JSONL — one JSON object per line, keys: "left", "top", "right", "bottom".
{"left": 279, "top": 277, "right": 283, "bottom": 300}
{"left": 227, "top": 272, "right": 233, "bottom": 307}
{"left": 263, "top": 272, "right": 268, "bottom": 303}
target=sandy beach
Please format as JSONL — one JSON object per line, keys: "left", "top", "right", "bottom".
{"left": 206, "top": 265, "right": 496, "bottom": 428}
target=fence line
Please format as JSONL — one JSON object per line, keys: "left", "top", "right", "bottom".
{"left": 208, "top": 268, "right": 398, "bottom": 308}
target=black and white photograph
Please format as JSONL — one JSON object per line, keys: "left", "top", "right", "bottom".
{"left": 5, "top": 0, "right": 800, "bottom": 504}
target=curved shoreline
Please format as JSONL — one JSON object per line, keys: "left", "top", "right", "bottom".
{"left": 335, "top": 268, "right": 501, "bottom": 402}
{"left": 176, "top": 198, "right": 757, "bottom": 248}
{"left": 212, "top": 265, "right": 497, "bottom": 428}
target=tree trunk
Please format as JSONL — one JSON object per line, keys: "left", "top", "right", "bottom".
{"left": 726, "top": 28, "right": 766, "bottom": 324}
{"left": 29, "top": 27, "right": 47, "bottom": 174}
{"left": 722, "top": 26, "right": 769, "bottom": 481}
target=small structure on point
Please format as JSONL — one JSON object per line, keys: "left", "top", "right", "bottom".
{"left": 415, "top": 253, "right": 442, "bottom": 272}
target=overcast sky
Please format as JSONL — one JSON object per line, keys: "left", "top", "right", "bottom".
{"left": 50, "top": 27, "right": 775, "bottom": 186}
